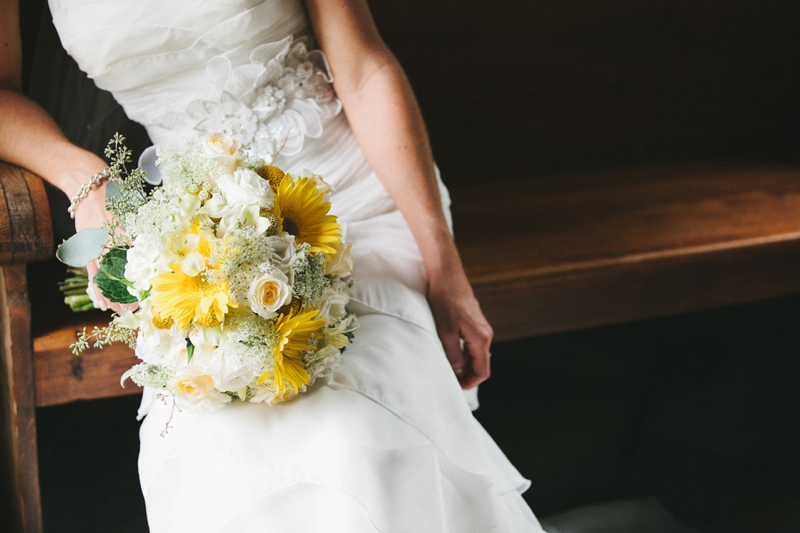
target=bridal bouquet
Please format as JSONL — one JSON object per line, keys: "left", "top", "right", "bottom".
{"left": 58, "top": 134, "right": 357, "bottom": 411}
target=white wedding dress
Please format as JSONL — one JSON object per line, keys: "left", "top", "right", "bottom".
{"left": 49, "top": 0, "right": 545, "bottom": 531}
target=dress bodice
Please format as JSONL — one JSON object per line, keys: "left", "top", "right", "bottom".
{"left": 49, "top": 0, "right": 340, "bottom": 159}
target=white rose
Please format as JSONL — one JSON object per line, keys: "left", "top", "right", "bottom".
{"left": 267, "top": 234, "right": 296, "bottom": 274}
{"left": 202, "top": 133, "right": 244, "bottom": 171}
{"left": 248, "top": 269, "right": 293, "bottom": 319}
{"left": 192, "top": 339, "right": 260, "bottom": 393}
{"left": 316, "top": 287, "right": 349, "bottom": 323}
{"left": 217, "top": 168, "right": 274, "bottom": 209}
{"left": 325, "top": 241, "right": 353, "bottom": 277}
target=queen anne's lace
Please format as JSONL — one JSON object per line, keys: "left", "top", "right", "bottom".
{"left": 155, "top": 37, "right": 341, "bottom": 159}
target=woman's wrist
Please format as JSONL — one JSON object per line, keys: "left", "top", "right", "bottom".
{"left": 40, "top": 141, "right": 108, "bottom": 199}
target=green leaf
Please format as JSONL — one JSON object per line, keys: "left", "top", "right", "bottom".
{"left": 186, "top": 340, "right": 195, "bottom": 363}
{"left": 94, "top": 248, "right": 138, "bottom": 304}
{"left": 105, "top": 180, "right": 124, "bottom": 200}
{"left": 106, "top": 179, "right": 144, "bottom": 206}
{"left": 56, "top": 228, "right": 110, "bottom": 267}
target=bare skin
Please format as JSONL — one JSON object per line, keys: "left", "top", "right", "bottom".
{"left": 0, "top": 0, "right": 492, "bottom": 388}
{"left": 0, "top": 0, "right": 116, "bottom": 310}
{"left": 305, "top": 0, "right": 493, "bottom": 388}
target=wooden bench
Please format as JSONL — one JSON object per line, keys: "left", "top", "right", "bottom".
{"left": 5, "top": 0, "right": 800, "bottom": 530}
{"left": 4, "top": 158, "right": 800, "bottom": 531}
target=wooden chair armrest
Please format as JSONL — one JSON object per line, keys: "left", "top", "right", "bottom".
{"left": 0, "top": 161, "right": 54, "bottom": 266}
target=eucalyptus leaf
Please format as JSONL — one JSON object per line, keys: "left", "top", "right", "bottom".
{"left": 56, "top": 228, "right": 110, "bottom": 267}
{"left": 106, "top": 178, "right": 145, "bottom": 207}
{"left": 94, "top": 248, "right": 138, "bottom": 304}
{"left": 105, "top": 180, "right": 124, "bottom": 200}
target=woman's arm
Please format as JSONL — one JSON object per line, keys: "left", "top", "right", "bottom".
{"left": 305, "top": 0, "right": 493, "bottom": 388}
{"left": 1, "top": 0, "right": 116, "bottom": 309}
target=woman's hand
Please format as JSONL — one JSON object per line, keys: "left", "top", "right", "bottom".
{"left": 427, "top": 261, "right": 493, "bottom": 390}
{"left": 72, "top": 182, "right": 132, "bottom": 314}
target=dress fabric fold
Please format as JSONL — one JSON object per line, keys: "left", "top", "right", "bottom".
{"left": 49, "top": 0, "right": 545, "bottom": 530}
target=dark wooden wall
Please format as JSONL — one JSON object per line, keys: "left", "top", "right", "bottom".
{"left": 372, "top": 0, "right": 800, "bottom": 185}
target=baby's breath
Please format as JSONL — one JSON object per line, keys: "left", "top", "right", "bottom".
{"left": 157, "top": 144, "right": 224, "bottom": 198}
{"left": 124, "top": 363, "right": 173, "bottom": 389}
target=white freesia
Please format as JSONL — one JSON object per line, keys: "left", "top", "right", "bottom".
{"left": 188, "top": 323, "right": 225, "bottom": 348}
{"left": 176, "top": 192, "right": 202, "bottom": 219}
{"left": 170, "top": 231, "right": 207, "bottom": 277}
{"left": 132, "top": 304, "right": 187, "bottom": 366}
{"left": 248, "top": 269, "right": 293, "bottom": 319}
{"left": 324, "top": 314, "right": 358, "bottom": 350}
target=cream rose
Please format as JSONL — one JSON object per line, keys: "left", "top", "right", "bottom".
{"left": 300, "top": 169, "right": 334, "bottom": 195}
{"left": 325, "top": 241, "right": 353, "bottom": 277}
{"left": 202, "top": 133, "right": 244, "bottom": 171}
{"left": 248, "top": 269, "right": 293, "bottom": 319}
{"left": 169, "top": 365, "right": 215, "bottom": 404}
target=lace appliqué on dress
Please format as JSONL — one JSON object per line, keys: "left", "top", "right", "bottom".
{"left": 155, "top": 37, "right": 341, "bottom": 160}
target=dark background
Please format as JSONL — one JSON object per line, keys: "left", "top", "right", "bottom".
{"left": 21, "top": 0, "right": 800, "bottom": 531}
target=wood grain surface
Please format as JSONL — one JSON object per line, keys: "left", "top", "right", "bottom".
{"left": 452, "top": 163, "right": 800, "bottom": 339}
{"left": 0, "top": 162, "right": 53, "bottom": 266}
{"left": 0, "top": 265, "right": 43, "bottom": 533}
{"left": 32, "top": 324, "right": 139, "bottom": 408}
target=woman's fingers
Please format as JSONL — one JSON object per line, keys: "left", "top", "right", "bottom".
{"left": 458, "top": 316, "right": 493, "bottom": 389}
{"left": 85, "top": 260, "right": 109, "bottom": 311}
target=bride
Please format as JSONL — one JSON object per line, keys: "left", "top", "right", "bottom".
{"left": 1, "top": 0, "right": 545, "bottom": 531}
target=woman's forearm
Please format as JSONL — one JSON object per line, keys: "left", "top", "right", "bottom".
{"left": 0, "top": 88, "right": 107, "bottom": 198}
{"left": 336, "top": 56, "right": 462, "bottom": 280}
{"left": 1, "top": 1, "right": 106, "bottom": 199}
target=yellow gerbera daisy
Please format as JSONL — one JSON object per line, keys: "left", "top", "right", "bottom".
{"left": 258, "top": 309, "right": 326, "bottom": 397}
{"left": 150, "top": 263, "right": 237, "bottom": 330}
{"left": 271, "top": 176, "right": 341, "bottom": 256}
